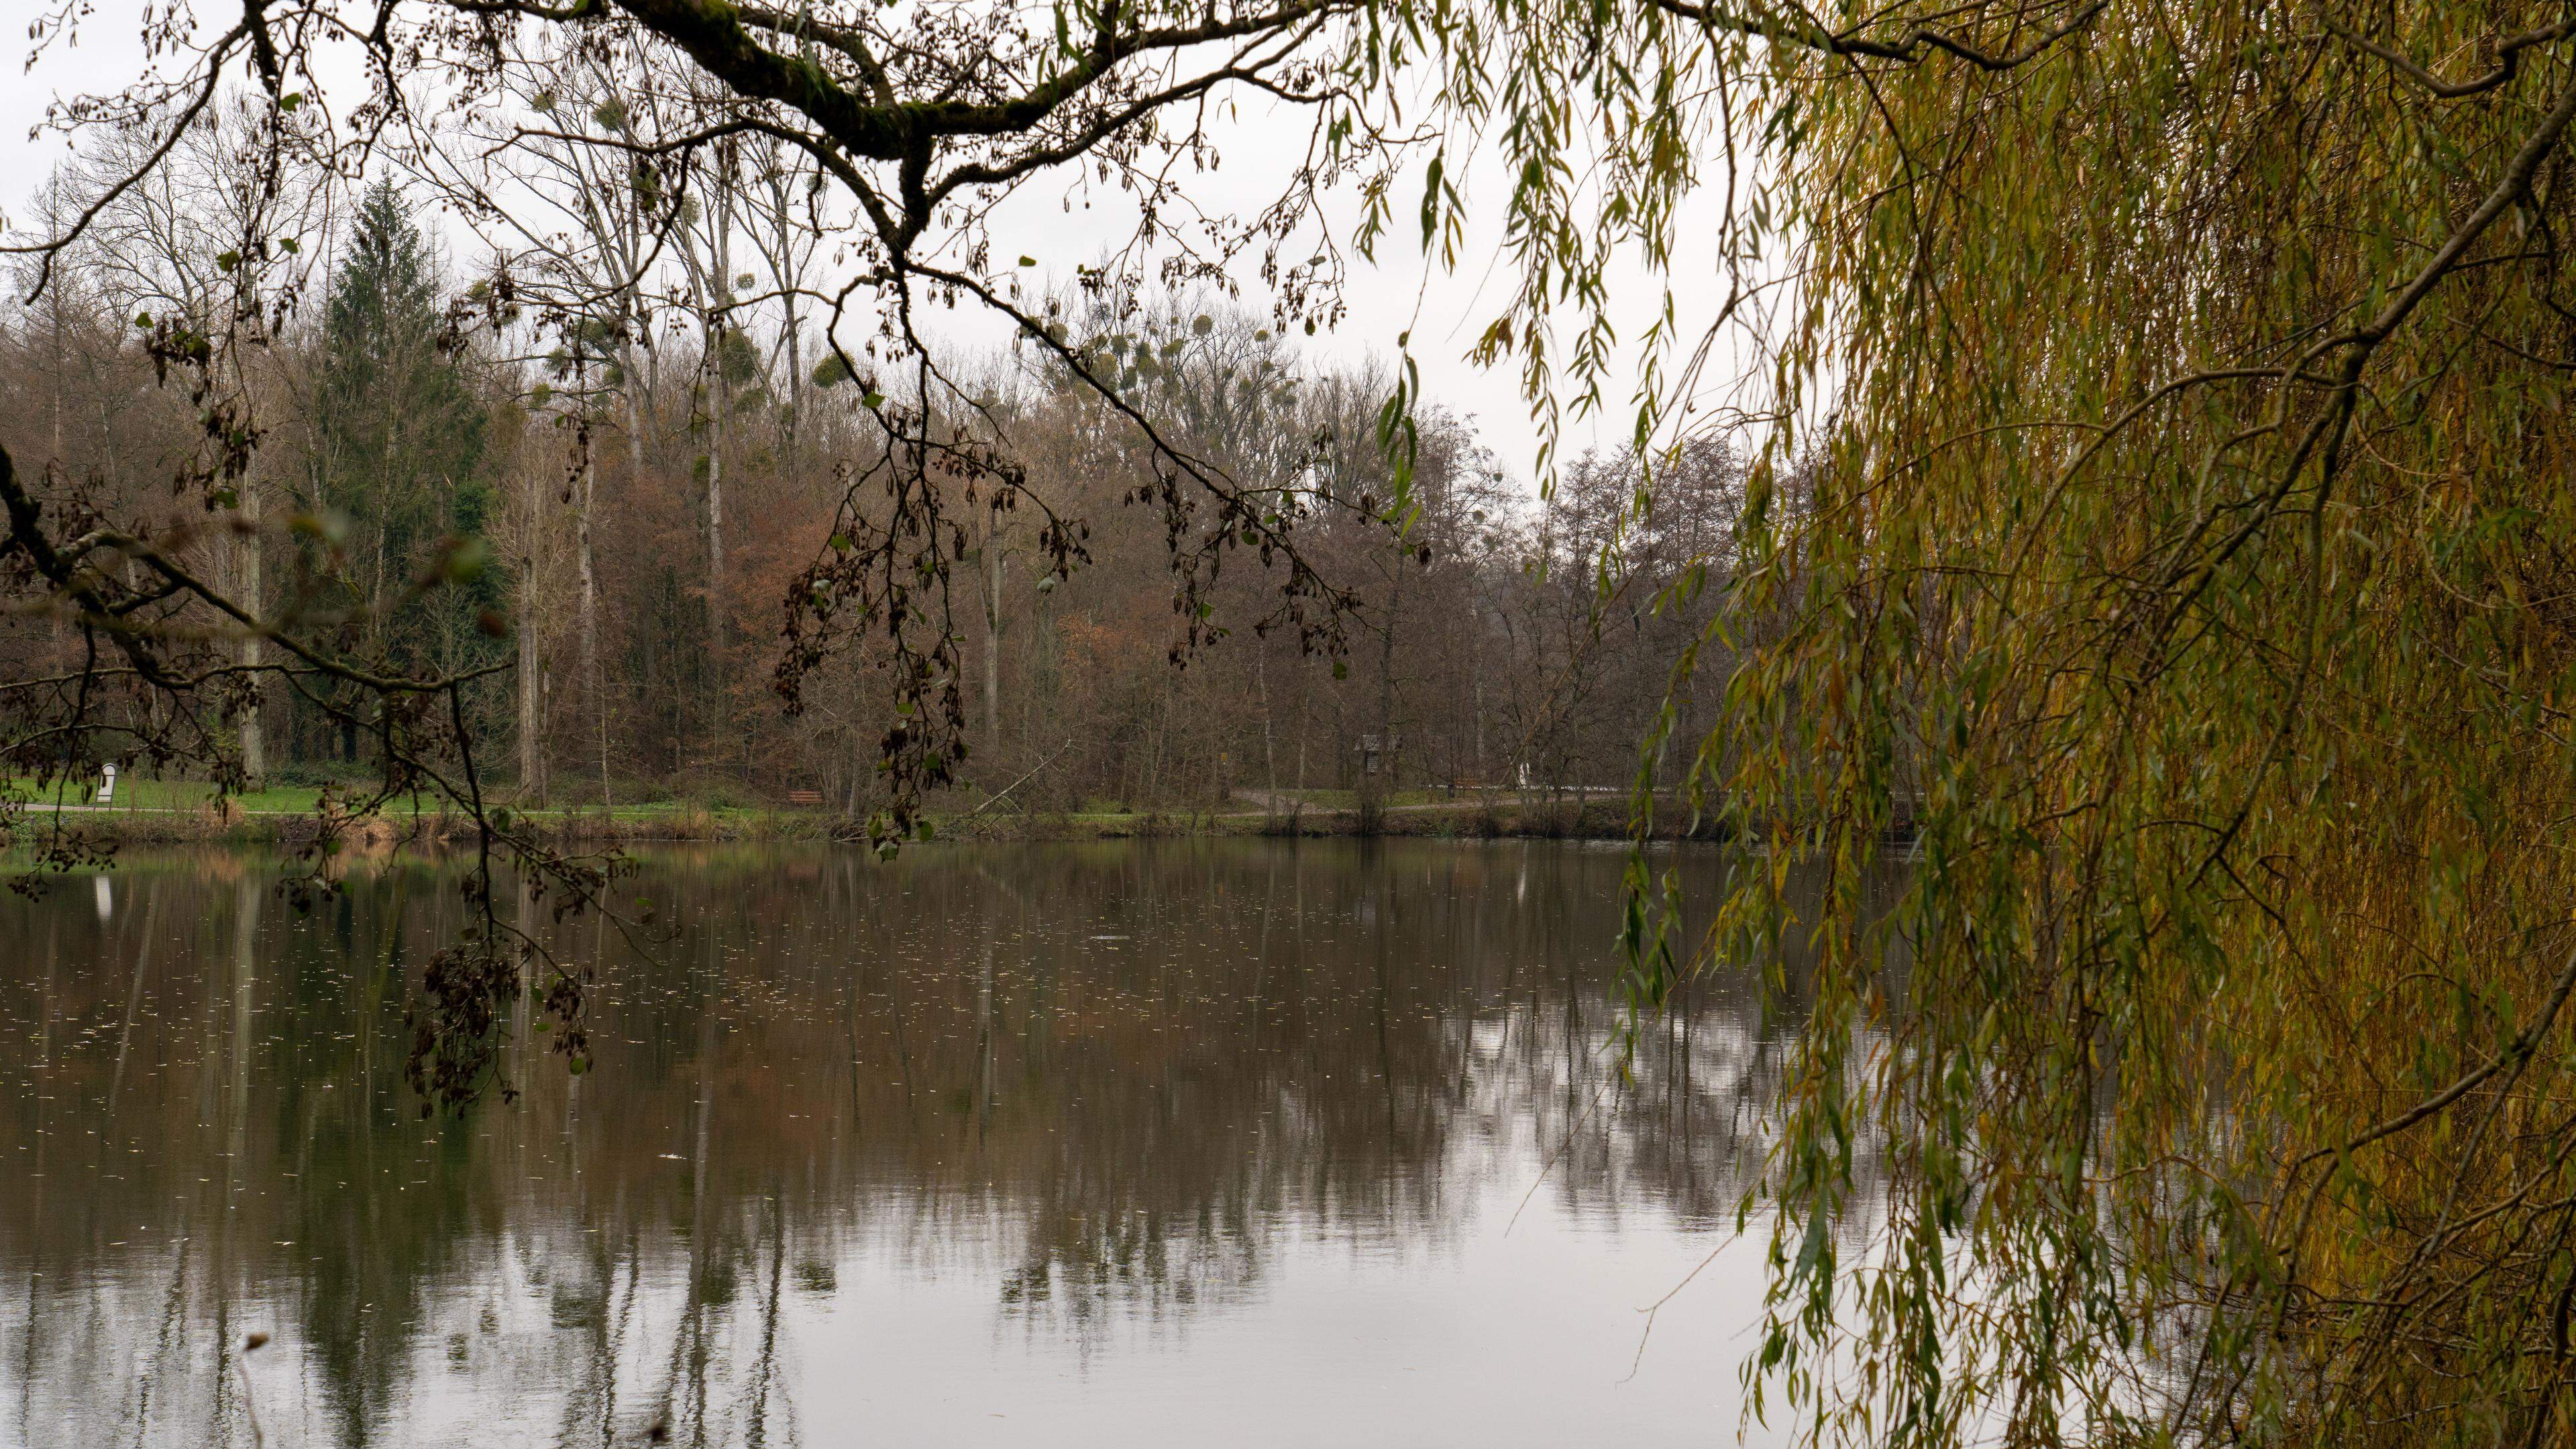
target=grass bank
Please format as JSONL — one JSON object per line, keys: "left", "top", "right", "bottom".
{"left": 9, "top": 779, "right": 1713, "bottom": 851}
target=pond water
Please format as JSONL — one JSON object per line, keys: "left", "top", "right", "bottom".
{"left": 0, "top": 839, "right": 1813, "bottom": 1447}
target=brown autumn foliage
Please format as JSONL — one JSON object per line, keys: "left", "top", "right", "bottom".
{"left": 1, "top": 177, "right": 1753, "bottom": 826}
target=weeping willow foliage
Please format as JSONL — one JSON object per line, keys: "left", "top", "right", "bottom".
{"left": 1408, "top": 0, "right": 2576, "bottom": 1442}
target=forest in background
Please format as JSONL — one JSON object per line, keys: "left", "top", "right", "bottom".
{"left": 1, "top": 111, "right": 1745, "bottom": 824}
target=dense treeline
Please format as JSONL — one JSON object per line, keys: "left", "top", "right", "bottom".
{"left": 1, "top": 146, "right": 1741, "bottom": 822}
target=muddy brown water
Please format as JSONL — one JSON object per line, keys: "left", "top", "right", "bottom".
{"left": 0, "top": 839, "right": 1813, "bottom": 1447}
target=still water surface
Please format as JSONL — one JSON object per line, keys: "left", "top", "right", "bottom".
{"left": 1, "top": 839, "right": 1804, "bottom": 1446}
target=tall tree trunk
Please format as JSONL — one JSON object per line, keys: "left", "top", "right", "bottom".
{"left": 1256, "top": 645, "right": 1279, "bottom": 826}
{"left": 705, "top": 366, "right": 727, "bottom": 667}
{"left": 1471, "top": 644, "right": 1487, "bottom": 786}
{"left": 518, "top": 461, "right": 547, "bottom": 804}
{"left": 981, "top": 525, "right": 1004, "bottom": 760}
{"left": 578, "top": 447, "right": 608, "bottom": 808}
{"left": 702, "top": 345, "right": 730, "bottom": 777}
{"left": 782, "top": 306, "right": 803, "bottom": 464}
{"left": 1358, "top": 559, "right": 1403, "bottom": 835}
{"left": 624, "top": 387, "right": 645, "bottom": 490}
{"left": 688, "top": 151, "right": 739, "bottom": 769}
{"left": 238, "top": 477, "right": 266, "bottom": 784}
{"left": 1293, "top": 677, "right": 1309, "bottom": 824}
{"left": 621, "top": 266, "right": 648, "bottom": 492}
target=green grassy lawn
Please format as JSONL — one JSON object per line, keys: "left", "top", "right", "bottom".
{"left": 9, "top": 777, "right": 331, "bottom": 813}
{"left": 1243, "top": 788, "right": 1486, "bottom": 810}
{"left": 545, "top": 801, "right": 784, "bottom": 822}
{"left": 11, "top": 780, "right": 739, "bottom": 818}
{"left": 16, "top": 777, "right": 1553, "bottom": 826}
{"left": 1056, "top": 788, "right": 1497, "bottom": 817}
{"left": 1257, "top": 789, "right": 1356, "bottom": 808}
{"left": 9, "top": 777, "right": 818, "bottom": 818}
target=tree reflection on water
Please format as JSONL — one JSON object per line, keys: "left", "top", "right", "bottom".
{"left": 0, "top": 840, "right": 1885, "bottom": 1447}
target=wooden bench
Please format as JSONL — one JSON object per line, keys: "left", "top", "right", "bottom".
{"left": 785, "top": 789, "right": 824, "bottom": 807}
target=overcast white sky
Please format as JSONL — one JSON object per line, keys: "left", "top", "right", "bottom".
{"left": 1, "top": 7, "right": 1748, "bottom": 494}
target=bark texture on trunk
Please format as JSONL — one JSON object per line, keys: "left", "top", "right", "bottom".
{"left": 981, "top": 528, "right": 1004, "bottom": 758}
{"left": 517, "top": 460, "right": 547, "bottom": 804}
{"left": 237, "top": 478, "right": 265, "bottom": 784}
{"left": 577, "top": 450, "right": 608, "bottom": 807}
{"left": 1358, "top": 552, "right": 1404, "bottom": 835}
{"left": 690, "top": 166, "right": 738, "bottom": 770}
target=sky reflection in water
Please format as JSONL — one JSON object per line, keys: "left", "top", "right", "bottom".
{"left": 1, "top": 839, "right": 1811, "bottom": 1447}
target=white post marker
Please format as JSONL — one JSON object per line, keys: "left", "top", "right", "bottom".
{"left": 95, "top": 762, "right": 117, "bottom": 805}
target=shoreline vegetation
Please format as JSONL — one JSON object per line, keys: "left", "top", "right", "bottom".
{"left": 4, "top": 778, "right": 1729, "bottom": 850}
